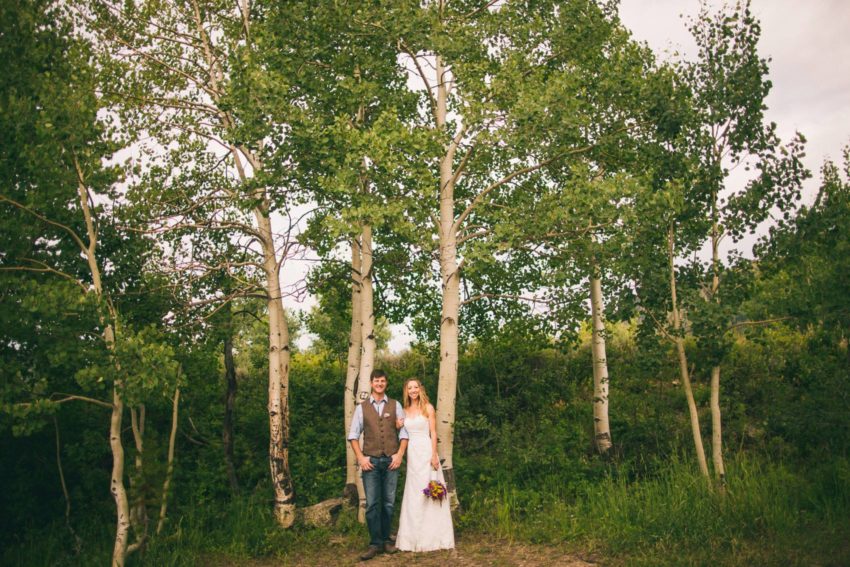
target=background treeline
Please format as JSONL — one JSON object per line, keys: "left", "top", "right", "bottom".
{"left": 2, "top": 0, "right": 849, "bottom": 566}
{"left": 4, "top": 317, "right": 850, "bottom": 565}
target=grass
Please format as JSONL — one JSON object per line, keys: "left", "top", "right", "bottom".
{"left": 4, "top": 454, "right": 849, "bottom": 566}
{"left": 460, "top": 454, "right": 850, "bottom": 566}
{"left": 141, "top": 496, "right": 368, "bottom": 566}
{"left": 2, "top": 494, "right": 365, "bottom": 567}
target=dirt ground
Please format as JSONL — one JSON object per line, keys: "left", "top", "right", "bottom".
{"left": 218, "top": 538, "right": 600, "bottom": 567}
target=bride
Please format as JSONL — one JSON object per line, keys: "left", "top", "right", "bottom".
{"left": 395, "top": 379, "right": 455, "bottom": 552}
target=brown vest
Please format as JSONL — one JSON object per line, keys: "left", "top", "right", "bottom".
{"left": 361, "top": 397, "right": 400, "bottom": 457}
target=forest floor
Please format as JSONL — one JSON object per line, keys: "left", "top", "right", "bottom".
{"left": 210, "top": 537, "right": 600, "bottom": 566}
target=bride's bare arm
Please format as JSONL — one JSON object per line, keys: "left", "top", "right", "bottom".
{"left": 428, "top": 404, "right": 439, "bottom": 470}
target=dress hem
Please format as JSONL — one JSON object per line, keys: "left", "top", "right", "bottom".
{"left": 397, "top": 543, "right": 455, "bottom": 552}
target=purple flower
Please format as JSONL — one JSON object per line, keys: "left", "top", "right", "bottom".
{"left": 422, "top": 480, "right": 447, "bottom": 503}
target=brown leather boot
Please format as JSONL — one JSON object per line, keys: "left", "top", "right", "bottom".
{"left": 360, "top": 545, "right": 381, "bottom": 561}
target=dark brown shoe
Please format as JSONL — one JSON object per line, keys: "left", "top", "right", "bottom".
{"left": 383, "top": 542, "right": 397, "bottom": 554}
{"left": 360, "top": 545, "right": 380, "bottom": 561}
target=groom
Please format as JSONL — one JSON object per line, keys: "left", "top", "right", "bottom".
{"left": 348, "top": 369, "right": 409, "bottom": 561}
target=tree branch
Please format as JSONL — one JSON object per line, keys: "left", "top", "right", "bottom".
{"left": 100, "top": 91, "right": 221, "bottom": 118}
{"left": 0, "top": 260, "right": 88, "bottom": 292}
{"left": 644, "top": 308, "right": 676, "bottom": 344}
{"left": 457, "top": 0, "right": 500, "bottom": 20}
{"left": 16, "top": 394, "right": 113, "bottom": 410}
{"left": 108, "top": 31, "right": 221, "bottom": 100}
{"left": 460, "top": 293, "right": 549, "bottom": 307}
{"left": 0, "top": 195, "right": 88, "bottom": 255}
{"left": 398, "top": 40, "right": 438, "bottom": 123}
{"left": 454, "top": 147, "right": 592, "bottom": 231}
{"left": 72, "top": 156, "right": 98, "bottom": 255}
{"left": 448, "top": 136, "right": 477, "bottom": 189}
{"left": 728, "top": 317, "right": 793, "bottom": 331}
{"left": 455, "top": 228, "right": 492, "bottom": 246}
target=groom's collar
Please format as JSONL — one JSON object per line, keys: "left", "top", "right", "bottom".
{"left": 369, "top": 395, "right": 389, "bottom": 405}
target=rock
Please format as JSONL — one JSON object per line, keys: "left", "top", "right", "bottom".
{"left": 299, "top": 497, "right": 346, "bottom": 527}
{"left": 342, "top": 483, "right": 359, "bottom": 507}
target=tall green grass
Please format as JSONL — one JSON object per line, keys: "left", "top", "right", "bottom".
{"left": 2, "top": 494, "right": 365, "bottom": 567}
{"left": 460, "top": 454, "right": 850, "bottom": 566}
{"left": 156, "top": 500, "right": 363, "bottom": 566}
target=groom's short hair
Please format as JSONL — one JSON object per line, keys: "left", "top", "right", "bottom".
{"left": 370, "top": 369, "right": 387, "bottom": 381}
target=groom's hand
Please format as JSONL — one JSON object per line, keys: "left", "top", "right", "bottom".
{"left": 359, "top": 456, "right": 374, "bottom": 471}
{"left": 389, "top": 452, "right": 403, "bottom": 470}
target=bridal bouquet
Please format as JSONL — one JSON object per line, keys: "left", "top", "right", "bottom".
{"left": 422, "top": 478, "right": 448, "bottom": 504}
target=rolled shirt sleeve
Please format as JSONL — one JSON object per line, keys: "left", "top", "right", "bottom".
{"left": 347, "top": 403, "right": 364, "bottom": 441}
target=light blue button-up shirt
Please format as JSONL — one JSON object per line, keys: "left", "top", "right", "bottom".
{"left": 347, "top": 395, "right": 409, "bottom": 441}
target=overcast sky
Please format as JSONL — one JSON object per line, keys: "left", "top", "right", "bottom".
{"left": 620, "top": 0, "right": 850, "bottom": 179}
{"left": 300, "top": 1, "right": 850, "bottom": 352}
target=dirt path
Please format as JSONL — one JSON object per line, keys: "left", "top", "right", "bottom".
{"left": 351, "top": 541, "right": 597, "bottom": 567}
{"left": 215, "top": 538, "right": 599, "bottom": 567}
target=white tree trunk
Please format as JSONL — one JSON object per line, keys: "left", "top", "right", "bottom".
{"left": 229, "top": 135, "right": 297, "bottom": 528}
{"left": 74, "top": 161, "right": 131, "bottom": 566}
{"left": 589, "top": 271, "right": 612, "bottom": 454}
{"left": 128, "top": 406, "right": 149, "bottom": 549}
{"left": 344, "top": 237, "right": 365, "bottom": 519}
{"left": 436, "top": 253, "right": 461, "bottom": 509}
{"left": 344, "top": 237, "right": 363, "bottom": 504}
{"left": 157, "top": 386, "right": 180, "bottom": 535}
{"left": 434, "top": 55, "right": 461, "bottom": 509}
{"left": 191, "top": 4, "right": 297, "bottom": 526}
{"left": 709, "top": 208, "right": 726, "bottom": 484}
{"left": 223, "top": 327, "right": 240, "bottom": 494}
{"left": 357, "top": 224, "right": 376, "bottom": 392}
{"left": 255, "top": 209, "right": 296, "bottom": 528}
{"left": 668, "top": 225, "right": 709, "bottom": 478}
{"left": 675, "top": 334, "right": 709, "bottom": 478}
{"left": 346, "top": 96, "right": 370, "bottom": 519}
{"left": 355, "top": 224, "right": 376, "bottom": 522}
{"left": 710, "top": 365, "right": 725, "bottom": 483}
{"left": 109, "top": 380, "right": 131, "bottom": 567}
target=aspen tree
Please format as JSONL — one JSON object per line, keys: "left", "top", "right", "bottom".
{"left": 85, "top": 0, "right": 305, "bottom": 525}
{"left": 676, "top": 1, "right": 808, "bottom": 483}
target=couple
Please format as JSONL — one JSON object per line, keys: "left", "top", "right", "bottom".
{"left": 347, "top": 369, "right": 455, "bottom": 560}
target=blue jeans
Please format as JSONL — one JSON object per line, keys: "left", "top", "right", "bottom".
{"left": 362, "top": 455, "right": 399, "bottom": 547}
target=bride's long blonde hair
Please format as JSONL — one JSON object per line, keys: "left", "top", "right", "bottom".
{"left": 402, "top": 378, "right": 430, "bottom": 412}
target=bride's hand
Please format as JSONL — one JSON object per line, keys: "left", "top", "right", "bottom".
{"left": 396, "top": 417, "right": 404, "bottom": 429}
{"left": 431, "top": 454, "right": 440, "bottom": 470}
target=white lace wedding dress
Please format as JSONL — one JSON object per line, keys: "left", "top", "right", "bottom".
{"left": 396, "top": 414, "right": 455, "bottom": 552}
